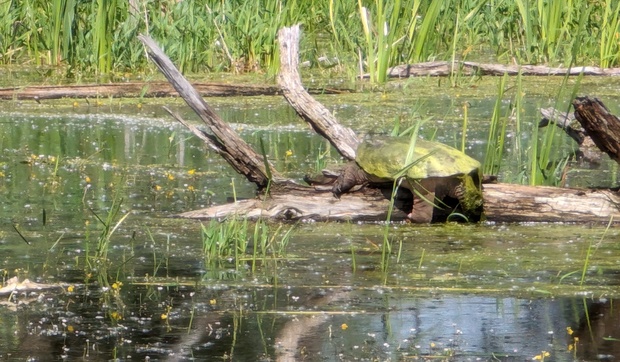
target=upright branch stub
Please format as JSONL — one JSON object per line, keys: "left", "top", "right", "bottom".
{"left": 573, "top": 96, "right": 620, "bottom": 164}
{"left": 138, "top": 34, "right": 279, "bottom": 188}
{"left": 277, "top": 25, "right": 360, "bottom": 160}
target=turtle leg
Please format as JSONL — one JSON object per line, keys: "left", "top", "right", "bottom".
{"left": 408, "top": 179, "right": 436, "bottom": 223}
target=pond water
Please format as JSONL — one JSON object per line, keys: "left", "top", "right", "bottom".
{"left": 1, "top": 76, "right": 620, "bottom": 361}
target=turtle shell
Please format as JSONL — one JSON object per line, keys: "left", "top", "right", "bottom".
{"left": 355, "top": 137, "right": 480, "bottom": 181}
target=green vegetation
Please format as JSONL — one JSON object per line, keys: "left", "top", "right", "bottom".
{"left": 201, "top": 217, "right": 295, "bottom": 272}
{"left": 2, "top": 1, "right": 620, "bottom": 80}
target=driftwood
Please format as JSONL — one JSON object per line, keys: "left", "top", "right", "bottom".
{"left": 573, "top": 97, "right": 620, "bottom": 164}
{"left": 380, "top": 61, "right": 620, "bottom": 78}
{"left": 139, "top": 26, "right": 620, "bottom": 224}
{"left": 138, "top": 35, "right": 281, "bottom": 188}
{"left": 0, "top": 82, "right": 348, "bottom": 100}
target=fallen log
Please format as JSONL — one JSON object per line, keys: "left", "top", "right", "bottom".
{"left": 139, "top": 26, "right": 620, "bottom": 224}
{"left": 178, "top": 183, "right": 620, "bottom": 224}
{"left": 379, "top": 61, "right": 620, "bottom": 78}
{"left": 0, "top": 82, "right": 349, "bottom": 100}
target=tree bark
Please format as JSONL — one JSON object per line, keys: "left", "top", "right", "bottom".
{"left": 573, "top": 97, "right": 620, "bottom": 164}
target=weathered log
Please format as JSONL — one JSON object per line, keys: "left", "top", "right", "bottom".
{"left": 482, "top": 184, "right": 620, "bottom": 223}
{"left": 179, "top": 186, "right": 412, "bottom": 222}
{"left": 138, "top": 35, "right": 280, "bottom": 189}
{"left": 380, "top": 62, "right": 620, "bottom": 78}
{"left": 178, "top": 183, "right": 620, "bottom": 224}
{"left": 573, "top": 97, "right": 620, "bottom": 165}
{"left": 277, "top": 25, "right": 360, "bottom": 160}
{"left": 0, "top": 82, "right": 349, "bottom": 100}
{"left": 140, "top": 26, "right": 620, "bottom": 224}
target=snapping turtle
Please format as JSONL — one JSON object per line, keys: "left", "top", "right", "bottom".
{"left": 333, "top": 137, "right": 483, "bottom": 223}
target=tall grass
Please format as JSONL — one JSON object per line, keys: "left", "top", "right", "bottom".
{"left": 483, "top": 74, "right": 509, "bottom": 176}
{"left": 2, "top": 1, "right": 620, "bottom": 79}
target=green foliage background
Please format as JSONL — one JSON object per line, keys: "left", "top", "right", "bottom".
{"left": 1, "top": 0, "right": 619, "bottom": 80}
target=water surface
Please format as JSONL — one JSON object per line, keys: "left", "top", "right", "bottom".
{"left": 1, "top": 77, "right": 620, "bottom": 360}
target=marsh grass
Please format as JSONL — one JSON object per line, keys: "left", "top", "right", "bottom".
{"left": 4, "top": 1, "right": 620, "bottom": 78}
{"left": 483, "top": 74, "right": 509, "bottom": 176}
{"left": 201, "top": 217, "right": 295, "bottom": 273}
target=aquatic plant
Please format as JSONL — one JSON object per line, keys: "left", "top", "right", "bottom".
{"left": 201, "top": 217, "right": 295, "bottom": 272}
{"left": 483, "top": 74, "right": 509, "bottom": 176}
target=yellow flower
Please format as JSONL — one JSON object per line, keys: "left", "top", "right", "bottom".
{"left": 67, "top": 325, "right": 74, "bottom": 332}
{"left": 112, "top": 282, "right": 123, "bottom": 290}
{"left": 72, "top": 101, "right": 79, "bottom": 108}
{"left": 110, "top": 311, "right": 122, "bottom": 320}
{"left": 153, "top": 184, "right": 162, "bottom": 191}
{"left": 85, "top": 176, "right": 91, "bottom": 183}
{"left": 188, "top": 169, "right": 196, "bottom": 175}
{"left": 566, "top": 326, "right": 573, "bottom": 335}
{"left": 341, "top": 323, "right": 348, "bottom": 330}
{"left": 67, "top": 285, "right": 75, "bottom": 293}
{"left": 167, "top": 173, "right": 175, "bottom": 181}
{"left": 209, "top": 299, "right": 217, "bottom": 305}
{"left": 161, "top": 313, "right": 168, "bottom": 320}
{"left": 187, "top": 185, "right": 195, "bottom": 191}
{"left": 285, "top": 150, "right": 293, "bottom": 157}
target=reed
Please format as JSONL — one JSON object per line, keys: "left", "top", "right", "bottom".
{"left": 599, "top": 0, "right": 620, "bottom": 68}
{"left": 201, "top": 217, "right": 295, "bottom": 272}
{"left": 483, "top": 74, "right": 509, "bottom": 176}
{"left": 4, "top": 0, "right": 620, "bottom": 76}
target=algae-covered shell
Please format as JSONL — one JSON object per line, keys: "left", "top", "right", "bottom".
{"left": 355, "top": 137, "right": 480, "bottom": 180}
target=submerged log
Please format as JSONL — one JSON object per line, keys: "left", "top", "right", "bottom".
{"left": 140, "top": 27, "right": 620, "bottom": 224}
{"left": 0, "top": 82, "right": 348, "bottom": 100}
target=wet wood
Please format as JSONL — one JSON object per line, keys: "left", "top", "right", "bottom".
{"left": 277, "top": 25, "right": 360, "bottom": 160}
{"left": 573, "top": 96, "right": 620, "bottom": 164}
{"left": 0, "top": 82, "right": 348, "bottom": 100}
{"left": 380, "top": 61, "right": 620, "bottom": 78}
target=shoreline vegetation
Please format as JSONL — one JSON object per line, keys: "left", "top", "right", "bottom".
{"left": 2, "top": 1, "right": 620, "bottom": 82}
